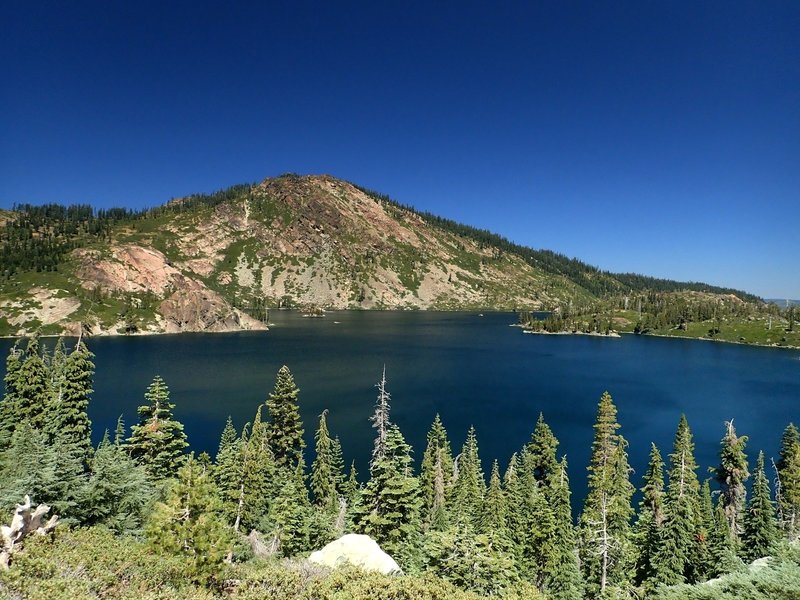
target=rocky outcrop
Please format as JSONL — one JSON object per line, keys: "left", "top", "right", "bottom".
{"left": 159, "top": 288, "right": 266, "bottom": 333}
{"left": 308, "top": 534, "right": 401, "bottom": 575}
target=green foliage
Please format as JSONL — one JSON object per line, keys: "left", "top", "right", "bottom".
{"left": 127, "top": 375, "right": 188, "bottom": 479}
{"left": 527, "top": 412, "right": 560, "bottom": 485}
{"left": 80, "top": 431, "right": 154, "bottom": 534}
{"left": 714, "top": 420, "right": 749, "bottom": 543}
{"left": 578, "top": 391, "right": 634, "bottom": 598}
{"left": 147, "top": 454, "right": 233, "bottom": 583}
{"left": 264, "top": 365, "right": 305, "bottom": 471}
{"left": 652, "top": 415, "right": 702, "bottom": 586}
{"left": 358, "top": 424, "right": 422, "bottom": 570}
{"left": 740, "top": 451, "right": 779, "bottom": 563}
{"left": 450, "top": 426, "right": 485, "bottom": 528}
{"left": 46, "top": 340, "right": 94, "bottom": 461}
{"left": 777, "top": 423, "right": 800, "bottom": 539}
{"left": 546, "top": 458, "right": 584, "bottom": 600}
{"left": 633, "top": 443, "right": 665, "bottom": 587}
{"left": 15, "top": 337, "right": 50, "bottom": 430}
{"left": 311, "top": 410, "right": 338, "bottom": 513}
{"left": 419, "top": 414, "right": 454, "bottom": 531}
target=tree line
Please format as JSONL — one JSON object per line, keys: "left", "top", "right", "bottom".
{"left": 1, "top": 336, "right": 799, "bottom": 598}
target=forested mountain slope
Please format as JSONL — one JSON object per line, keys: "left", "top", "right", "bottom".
{"left": 0, "top": 174, "right": 760, "bottom": 336}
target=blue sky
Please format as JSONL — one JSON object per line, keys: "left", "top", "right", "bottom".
{"left": 1, "top": 2, "right": 798, "bottom": 298}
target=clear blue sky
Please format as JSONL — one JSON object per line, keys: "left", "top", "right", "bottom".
{"left": 1, "top": 2, "right": 798, "bottom": 298}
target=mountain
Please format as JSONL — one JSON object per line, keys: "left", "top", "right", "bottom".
{"left": 0, "top": 174, "right": 760, "bottom": 336}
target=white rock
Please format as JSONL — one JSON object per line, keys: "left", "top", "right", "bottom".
{"left": 308, "top": 533, "right": 401, "bottom": 575}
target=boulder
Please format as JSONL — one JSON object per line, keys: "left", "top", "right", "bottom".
{"left": 308, "top": 533, "right": 401, "bottom": 575}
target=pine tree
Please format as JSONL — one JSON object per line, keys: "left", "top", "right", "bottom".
{"left": 239, "top": 407, "right": 275, "bottom": 532}
{"left": 341, "top": 460, "right": 362, "bottom": 531}
{"left": 652, "top": 415, "right": 702, "bottom": 586}
{"left": 81, "top": 430, "right": 153, "bottom": 534}
{"left": 527, "top": 412, "right": 559, "bottom": 485}
{"left": 634, "top": 443, "right": 665, "bottom": 587}
{"left": 214, "top": 416, "right": 243, "bottom": 526}
{"left": 578, "top": 391, "right": 634, "bottom": 598}
{"left": 147, "top": 454, "right": 232, "bottom": 583}
{"left": 127, "top": 375, "right": 188, "bottom": 479}
{"left": 311, "top": 410, "right": 338, "bottom": 512}
{"left": 479, "top": 460, "right": 508, "bottom": 538}
{"left": 0, "top": 343, "right": 23, "bottom": 448}
{"left": 450, "top": 426, "right": 485, "bottom": 528}
{"left": 517, "top": 449, "right": 557, "bottom": 587}
{"left": 708, "top": 500, "right": 743, "bottom": 576}
{"left": 330, "top": 435, "right": 345, "bottom": 493}
{"left": 267, "top": 461, "right": 312, "bottom": 556}
{"left": 46, "top": 340, "right": 94, "bottom": 461}
{"left": 546, "top": 457, "right": 584, "bottom": 600}
{"left": 419, "top": 414, "right": 454, "bottom": 530}
{"left": 741, "top": 451, "right": 779, "bottom": 562}
{"left": 777, "top": 423, "right": 800, "bottom": 539}
{"left": 264, "top": 366, "right": 304, "bottom": 471}
{"left": 358, "top": 423, "right": 421, "bottom": 569}
{"left": 714, "top": 419, "right": 749, "bottom": 543}
{"left": 15, "top": 337, "right": 50, "bottom": 430}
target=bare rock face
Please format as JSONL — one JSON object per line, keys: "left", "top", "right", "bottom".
{"left": 308, "top": 533, "right": 401, "bottom": 575}
{"left": 159, "top": 288, "right": 266, "bottom": 333}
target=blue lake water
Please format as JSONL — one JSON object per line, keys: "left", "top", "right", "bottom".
{"left": 2, "top": 311, "right": 799, "bottom": 502}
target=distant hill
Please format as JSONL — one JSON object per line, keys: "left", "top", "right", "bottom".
{"left": 766, "top": 299, "right": 800, "bottom": 307}
{"left": 0, "top": 174, "right": 762, "bottom": 336}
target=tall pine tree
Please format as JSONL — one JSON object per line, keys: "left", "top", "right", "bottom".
{"left": 527, "top": 412, "right": 559, "bottom": 485}
{"left": 127, "top": 375, "right": 188, "bottom": 479}
{"left": 777, "top": 423, "right": 800, "bottom": 540}
{"left": 46, "top": 340, "right": 94, "bottom": 461}
{"left": 633, "top": 442, "right": 665, "bottom": 587}
{"left": 420, "top": 414, "right": 454, "bottom": 530}
{"left": 450, "top": 426, "right": 485, "bottom": 528}
{"left": 264, "top": 366, "right": 304, "bottom": 471}
{"left": 714, "top": 419, "right": 749, "bottom": 543}
{"left": 741, "top": 451, "right": 779, "bottom": 562}
{"left": 546, "top": 457, "right": 584, "bottom": 600}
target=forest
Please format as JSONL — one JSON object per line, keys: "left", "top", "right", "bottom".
{"left": 0, "top": 336, "right": 799, "bottom": 599}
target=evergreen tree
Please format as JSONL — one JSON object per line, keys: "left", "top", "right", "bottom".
{"left": 147, "top": 454, "right": 232, "bottom": 583}
{"left": 267, "top": 461, "right": 312, "bottom": 556}
{"left": 450, "top": 426, "right": 485, "bottom": 528}
{"left": 358, "top": 423, "right": 421, "bottom": 569}
{"left": 634, "top": 443, "right": 665, "bottom": 587}
{"left": 214, "top": 416, "right": 243, "bottom": 526}
{"left": 652, "top": 415, "right": 702, "bottom": 586}
{"left": 479, "top": 460, "right": 509, "bottom": 539}
{"left": 330, "top": 435, "right": 345, "bottom": 493}
{"left": 264, "top": 365, "right": 304, "bottom": 471}
{"left": 341, "top": 460, "right": 362, "bottom": 531}
{"left": 527, "top": 412, "right": 559, "bottom": 485}
{"left": 81, "top": 430, "right": 153, "bottom": 534}
{"left": 714, "top": 419, "right": 749, "bottom": 543}
{"left": 419, "top": 414, "right": 454, "bottom": 530}
{"left": 15, "top": 336, "right": 50, "bottom": 430}
{"left": 777, "top": 423, "right": 800, "bottom": 539}
{"left": 0, "top": 343, "right": 23, "bottom": 448}
{"left": 517, "top": 449, "right": 557, "bottom": 587}
{"left": 46, "top": 340, "right": 94, "bottom": 461}
{"left": 311, "top": 410, "right": 338, "bottom": 512}
{"left": 741, "top": 451, "right": 779, "bottom": 562}
{"left": 239, "top": 407, "right": 275, "bottom": 532}
{"left": 578, "top": 391, "right": 634, "bottom": 598}
{"left": 127, "top": 375, "right": 188, "bottom": 479}
{"left": 708, "top": 500, "right": 744, "bottom": 576}
{"left": 546, "top": 457, "right": 584, "bottom": 600}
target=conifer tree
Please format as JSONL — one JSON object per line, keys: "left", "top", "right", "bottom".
{"left": 15, "top": 336, "right": 50, "bottom": 430}
{"left": 81, "top": 430, "right": 153, "bottom": 534}
{"left": 527, "top": 412, "right": 559, "bottom": 484}
{"left": 147, "top": 454, "right": 232, "bottom": 583}
{"left": 578, "top": 391, "right": 634, "bottom": 598}
{"left": 777, "top": 423, "right": 800, "bottom": 539}
{"left": 311, "top": 410, "right": 338, "bottom": 512}
{"left": 480, "top": 460, "right": 509, "bottom": 539}
{"left": 127, "top": 375, "right": 188, "bottom": 479}
{"left": 420, "top": 414, "right": 454, "bottom": 530}
{"left": 0, "top": 343, "right": 23, "bottom": 448}
{"left": 267, "top": 461, "right": 312, "bottom": 556}
{"left": 714, "top": 420, "right": 749, "bottom": 543}
{"left": 741, "top": 451, "right": 779, "bottom": 562}
{"left": 451, "top": 426, "right": 485, "bottom": 528}
{"left": 264, "top": 365, "right": 304, "bottom": 471}
{"left": 708, "top": 500, "right": 743, "bottom": 576}
{"left": 517, "top": 449, "right": 557, "bottom": 587}
{"left": 652, "top": 415, "right": 702, "bottom": 586}
{"left": 634, "top": 443, "right": 665, "bottom": 587}
{"left": 341, "top": 460, "right": 362, "bottom": 531}
{"left": 114, "top": 414, "right": 126, "bottom": 446}
{"left": 546, "top": 457, "right": 584, "bottom": 600}
{"left": 358, "top": 423, "right": 421, "bottom": 569}
{"left": 238, "top": 407, "right": 275, "bottom": 532}
{"left": 330, "top": 435, "right": 346, "bottom": 493}
{"left": 214, "top": 417, "right": 243, "bottom": 526}
{"left": 46, "top": 340, "right": 94, "bottom": 461}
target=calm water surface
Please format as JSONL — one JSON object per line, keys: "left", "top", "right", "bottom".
{"left": 3, "top": 311, "right": 799, "bottom": 501}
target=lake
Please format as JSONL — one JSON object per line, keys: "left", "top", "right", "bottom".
{"left": 2, "top": 310, "right": 799, "bottom": 502}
